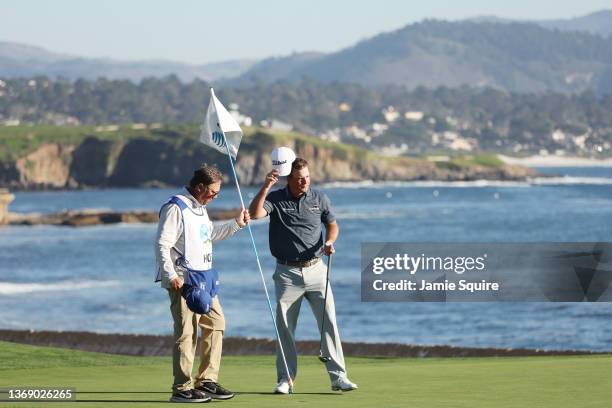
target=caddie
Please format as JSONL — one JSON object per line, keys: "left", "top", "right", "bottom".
{"left": 155, "top": 164, "right": 249, "bottom": 403}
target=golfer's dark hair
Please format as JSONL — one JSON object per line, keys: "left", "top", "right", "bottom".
{"left": 190, "top": 164, "right": 222, "bottom": 187}
{"left": 289, "top": 158, "right": 308, "bottom": 176}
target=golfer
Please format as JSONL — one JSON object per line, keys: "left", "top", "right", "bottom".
{"left": 249, "top": 155, "right": 358, "bottom": 394}
{"left": 155, "top": 165, "right": 249, "bottom": 403}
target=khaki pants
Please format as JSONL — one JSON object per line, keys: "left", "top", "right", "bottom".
{"left": 167, "top": 289, "right": 225, "bottom": 392}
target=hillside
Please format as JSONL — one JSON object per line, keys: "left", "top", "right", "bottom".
{"left": 0, "top": 41, "right": 255, "bottom": 82}
{"left": 0, "top": 125, "right": 534, "bottom": 190}
{"left": 2, "top": 77, "right": 611, "bottom": 158}
{"left": 470, "top": 10, "right": 612, "bottom": 38}
{"left": 2, "top": 11, "right": 612, "bottom": 94}
{"left": 538, "top": 10, "right": 612, "bottom": 37}
{"left": 236, "top": 19, "right": 612, "bottom": 94}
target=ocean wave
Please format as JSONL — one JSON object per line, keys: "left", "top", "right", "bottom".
{"left": 321, "top": 177, "right": 612, "bottom": 189}
{"left": 0, "top": 280, "right": 120, "bottom": 295}
{"left": 335, "top": 209, "right": 407, "bottom": 219}
{"left": 321, "top": 180, "right": 528, "bottom": 189}
{"left": 529, "top": 176, "right": 612, "bottom": 185}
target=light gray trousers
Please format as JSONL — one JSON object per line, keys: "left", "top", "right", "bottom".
{"left": 273, "top": 259, "right": 347, "bottom": 383}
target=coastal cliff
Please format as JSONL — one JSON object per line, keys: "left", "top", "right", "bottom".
{"left": 0, "top": 188, "right": 14, "bottom": 224}
{"left": 0, "top": 125, "right": 536, "bottom": 190}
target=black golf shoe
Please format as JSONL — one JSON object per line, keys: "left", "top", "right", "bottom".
{"left": 196, "top": 382, "right": 235, "bottom": 400}
{"left": 170, "top": 388, "right": 212, "bottom": 403}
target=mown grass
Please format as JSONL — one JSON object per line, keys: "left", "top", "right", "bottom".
{"left": 0, "top": 124, "right": 160, "bottom": 161}
{"left": 0, "top": 341, "right": 610, "bottom": 408}
{"left": 434, "top": 153, "right": 504, "bottom": 170}
{"left": 0, "top": 340, "right": 164, "bottom": 371}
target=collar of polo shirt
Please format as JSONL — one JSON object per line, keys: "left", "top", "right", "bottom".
{"left": 285, "top": 185, "right": 310, "bottom": 199}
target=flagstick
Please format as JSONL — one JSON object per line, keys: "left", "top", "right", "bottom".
{"left": 220, "top": 134, "right": 295, "bottom": 394}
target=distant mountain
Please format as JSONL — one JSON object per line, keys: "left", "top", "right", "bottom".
{"left": 3, "top": 10, "right": 612, "bottom": 94}
{"left": 538, "top": 10, "right": 612, "bottom": 37}
{"left": 470, "top": 10, "right": 612, "bottom": 37}
{"left": 228, "top": 51, "right": 325, "bottom": 85}
{"left": 236, "top": 19, "right": 612, "bottom": 93}
{"left": 0, "top": 41, "right": 69, "bottom": 63}
{"left": 0, "top": 41, "right": 255, "bottom": 82}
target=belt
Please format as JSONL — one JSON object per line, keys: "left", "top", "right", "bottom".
{"left": 276, "top": 258, "right": 321, "bottom": 268}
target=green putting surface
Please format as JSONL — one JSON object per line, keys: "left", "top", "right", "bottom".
{"left": 0, "top": 341, "right": 610, "bottom": 408}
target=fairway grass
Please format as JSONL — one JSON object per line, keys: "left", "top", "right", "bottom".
{"left": 0, "top": 341, "right": 610, "bottom": 408}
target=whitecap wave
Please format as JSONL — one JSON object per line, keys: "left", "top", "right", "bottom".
{"left": 0, "top": 280, "right": 120, "bottom": 295}
{"left": 321, "top": 177, "right": 612, "bottom": 189}
{"left": 529, "top": 176, "right": 612, "bottom": 185}
{"left": 336, "top": 210, "right": 407, "bottom": 219}
{"left": 321, "top": 180, "right": 529, "bottom": 189}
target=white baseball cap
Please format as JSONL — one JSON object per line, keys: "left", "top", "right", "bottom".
{"left": 271, "top": 147, "right": 296, "bottom": 176}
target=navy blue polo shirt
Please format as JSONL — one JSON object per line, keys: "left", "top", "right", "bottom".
{"left": 263, "top": 186, "right": 336, "bottom": 262}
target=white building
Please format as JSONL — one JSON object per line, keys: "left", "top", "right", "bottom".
{"left": 338, "top": 103, "right": 351, "bottom": 112}
{"left": 343, "top": 126, "right": 371, "bottom": 143}
{"left": 404, "top": 111, "right": 424, "bottom": 121}
{"left": 551, "top": 129, "right": 566, "bottom": 142}
{"left": 382, "top": 106, "right": 400, "bottom": 123}
{"left": 320, "top": 128, "right": 341, "bottom": 142}
{"left": 448, "top": 138, "right": 474, "bottom": 151}
{"left": 270, "top": 120, "right": 293, "bottom": 131}
{"left": 369, "top": 123, "right": 389, "bottom": 138}
{"left": 573, "top": 135, "right": 587, "bottom": 149}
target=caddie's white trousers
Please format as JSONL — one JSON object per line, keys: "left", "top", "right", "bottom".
{"left": 273, "top": 259, "right": 348, "bottom": 383}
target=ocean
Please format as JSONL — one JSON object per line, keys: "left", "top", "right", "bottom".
{"left": 1, "top": 167, "right": 611, "bottom": 351}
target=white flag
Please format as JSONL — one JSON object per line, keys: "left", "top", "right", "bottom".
{"left": 200, "top": 88, "right": 243, "bottom": 159}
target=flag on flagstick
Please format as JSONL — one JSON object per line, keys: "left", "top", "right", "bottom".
{"left": 200, "top": 88, "right": 242, "bottom": 159}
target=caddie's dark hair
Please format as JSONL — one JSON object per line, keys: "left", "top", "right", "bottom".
{"left": 289, "top": 158, "right": 308, "bottom": 176}
{"left": 190, "top": 164, "right": 222, "bottom": 187}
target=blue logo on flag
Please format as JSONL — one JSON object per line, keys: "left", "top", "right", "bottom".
{"left": 212, "top": 131, "right": 226, "bottom": 148}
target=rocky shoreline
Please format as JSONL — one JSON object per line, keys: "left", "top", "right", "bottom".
{"left": 7, "top": 208, "right": 241, "bottom": 226}
{"left": 0, "top": 330, "right": 606, "bottom": 358}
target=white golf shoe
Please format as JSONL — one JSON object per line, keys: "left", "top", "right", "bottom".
{"left": 274, "top": 380, "right": 291, "bottom": 394}
{"left": 331, "top": 377, "right": 358, "bottom": 392}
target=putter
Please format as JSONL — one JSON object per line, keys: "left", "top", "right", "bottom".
{"left": 318, "top": 252, "right": 333, "bottom": 363}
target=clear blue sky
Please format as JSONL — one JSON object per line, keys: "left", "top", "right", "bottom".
{"left": 1, "top": 0, "right": 610, "bottom": 64}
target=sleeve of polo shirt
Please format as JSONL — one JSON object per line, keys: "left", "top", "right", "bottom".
{"left": 320, "top": 193, "right": 336, "bottom": 224}
{"left": 262, "top": 192, "right": 275, "bottom": 216}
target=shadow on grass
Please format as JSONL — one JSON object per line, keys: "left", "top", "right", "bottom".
{"left": 76, "top": 401, "right": 166, "bottom": 404}
{"left": 75, "top": 391, "right": 169, "bottom": 403}
{"left": 236, "top": 391, "right": 341, "bottom": 395}
{"left": 77, "top": 392, "right": 167, "bottom": 394}
{"left": 71, "top": 390, "right": 343, "bottom": 402}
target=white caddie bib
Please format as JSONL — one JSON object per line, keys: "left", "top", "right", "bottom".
{"left": 170, "top": 194, "right": 213, "bottom": 271}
